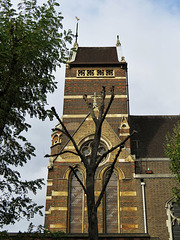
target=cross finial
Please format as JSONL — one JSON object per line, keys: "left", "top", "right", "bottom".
{"left": 91, "top": 92, "right": 101, "bottom": 108}
{"left": 93, "top": 92, "right": 97, "bottom": 108}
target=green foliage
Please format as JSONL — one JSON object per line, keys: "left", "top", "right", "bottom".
{"left": 0, "top": 224, "right": 65, "bottom": 240}
{"left": 0, "top": 0, "right": 73, "bottom": 227}
{"left": 165, "top": 121, "right": 180, "bottom": 202}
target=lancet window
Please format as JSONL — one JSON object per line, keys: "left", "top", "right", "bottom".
{"left": 104, "top": 169, "right": 119, "bottom": 233}
{"left": 69, "top": 171, "right": 83, "bottom": 233}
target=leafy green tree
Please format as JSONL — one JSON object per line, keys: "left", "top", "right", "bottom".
{"left": 0, "top": 0, "right": 73, "bottom": 227}
{"left": 166, "top": 121, "right": 180, "bottom": 202}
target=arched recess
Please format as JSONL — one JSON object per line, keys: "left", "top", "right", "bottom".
{"left": 166, "top": 197, "right": 180, "bottom": 240}
{"left": 103, "top": 168, "right": 120, "bottom": 233}
{"left": 98, "top": 164, "right": 125, "bottom": 180}
{"left": 68, "top": 168, "right": 85, "bottom": 233}
{"left": 63, "top": 164, "right": 86, "bottom": 180}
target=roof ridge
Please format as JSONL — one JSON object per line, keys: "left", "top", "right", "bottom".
{"left": 78, "top": 46, "right": 116, "bottom": 48}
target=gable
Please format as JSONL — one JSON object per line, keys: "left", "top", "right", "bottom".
{"left": 55, "top": 114, "right": 132, "bottom": 163}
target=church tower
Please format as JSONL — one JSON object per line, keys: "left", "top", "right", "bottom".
{"left": 45, "top": 36, "right": 140, "bottom": 234}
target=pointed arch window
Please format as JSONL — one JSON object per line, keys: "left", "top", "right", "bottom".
{"left": 166, "top": 198, "right": 180, "bottom": 240}
{"left": 172, "top": 202, "right": 180, "bottom": 239}
{"left": 104, "top": 170, "right": 119, "bottom": 233}
{"left": 69, "top": 170, "right": 83, "bottom": 233}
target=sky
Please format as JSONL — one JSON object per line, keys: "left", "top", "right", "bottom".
{"left": 3, "top": 0, "right": 180, "bottom": 232}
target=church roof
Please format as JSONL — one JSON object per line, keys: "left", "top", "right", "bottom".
{"left": 70, "top": 47, "right": 121, "bottom": 65}
{"left": 129, "top": 115, "right": 180, "bottom": 158}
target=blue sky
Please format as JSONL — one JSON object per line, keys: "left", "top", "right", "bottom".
{"left": 3, "top": 0, "right": 180, "bottom": 232}
{"left": 149, "top": 0, "right": 180, "bottom": 14}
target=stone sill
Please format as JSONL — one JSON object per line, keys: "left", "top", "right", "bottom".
{"left": 134, "top": 174, "right": 174, "bottom": 178}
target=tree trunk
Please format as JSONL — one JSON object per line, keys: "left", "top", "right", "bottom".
{"left": 86, "top": 169, "right": 99, "bottom": 240}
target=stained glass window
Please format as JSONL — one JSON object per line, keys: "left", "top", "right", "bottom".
{"left": 69, "top": 171, "right": 83, "bottom": 233}
{"left": 104, "top": 170, "right": 118, "bottom": 233}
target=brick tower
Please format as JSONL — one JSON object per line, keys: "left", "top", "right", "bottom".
{"left": 45, "top": 36, "right": 140, "bottom": 234}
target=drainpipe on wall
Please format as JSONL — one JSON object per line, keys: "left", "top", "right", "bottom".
{"left": 141, "top": 179, "right": 148, "bottom": 233}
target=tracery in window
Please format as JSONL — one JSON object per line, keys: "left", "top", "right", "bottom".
{"left": 76, "top": 69, "right": 114, "bottom": 77}
{"left": 87, "top": 70, "right": 94, "bottom": 76}
{"left": 106, "top": 70, "right": 113, "bottom": 76}
{"left": 97, "top": 69, "right": 104, "bottom": 76}
{"left": 80, "top": 139, "right": 108, "bottom": 165}
{"left": 78, "top": 70, "right": 85, "bottom": 77}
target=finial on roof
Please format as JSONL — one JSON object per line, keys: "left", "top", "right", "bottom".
{"left": 116, "top": 35, "right": 121, "bottom": 47}
{"left": 116, "top": 35, "right": 124, "bottom": 62}
{"left": 121, "top": 56, "right": 126, "bottom": 62}
{"left": 74, "top": 16, "right": 79, "bottom": 48}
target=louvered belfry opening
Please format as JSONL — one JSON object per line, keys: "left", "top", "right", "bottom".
{"left": 104, "top": 170, "right": 118, "bottom": 233}
{"left": 69, "top": 171, "right": 83, "bottom": 233}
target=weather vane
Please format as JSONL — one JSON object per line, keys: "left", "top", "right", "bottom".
{"left": 75, "top": 16, "right": 80, "bottom": 21}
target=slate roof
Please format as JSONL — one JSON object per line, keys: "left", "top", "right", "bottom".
{"left": 70, "top": 47, "right": 121, "bottom": 65}
{"left": 129, "top": 115, "right": 180, "bottom": 158}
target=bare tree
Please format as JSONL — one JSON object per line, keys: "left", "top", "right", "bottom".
{"left": 46, "top": 86, "right": 136, "bottom": 240}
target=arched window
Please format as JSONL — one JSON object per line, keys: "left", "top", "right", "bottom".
{"left": 172, "top": 202, "right": 180, "bottom": 239}
{"left": 52, "top": 135, "right": 58, "bottom": 145}
{"left": 69, "top": 170, "right": 83, "bottom": 233}
{"left": 166, "top": 198, "right": 180, "bottom": 240}
{"left": 104, "top": 170, "right": 119, "bottom": 233}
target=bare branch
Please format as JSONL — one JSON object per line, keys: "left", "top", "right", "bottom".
{"left": 98, "top": 86, "right": 106, "bottom": 119}
{"left": 101, "top": 86, "right": 106, "bottom": 101}
{"left": 95, "top": 145, "right": 123, "bottom": 208}
{"left": 95, "top": 130, "right": 137, "bottom": 169}
{"left": 44, "top": 150, "right": 79, "bottom": 158}
{"left": 69, "top": 166, "right": 87, "bottom": 195}
{"left": 83, "top": 94, "right": 88, "bottom": 103}
{"left": 51, "top": 107, "right": 87, "bottom": 166}
{"left": 101, "top": 86, "right": 114, "bottom": 123}
{"left": 57, "top": 111, "right": 91, "bottom": 154}
{"left": 44, "top": 154, "right": 53, "bottom": 158}
{"left": 83, "top": 94, "right": 97, "bottom": 124}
